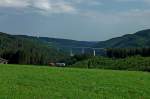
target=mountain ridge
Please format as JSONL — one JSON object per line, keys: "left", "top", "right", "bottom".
{"left": 95, "top": 29, "right": 150, "bottom": 48}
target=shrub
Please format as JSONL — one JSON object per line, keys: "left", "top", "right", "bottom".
{"left": 71, "top": 56, "right": 150, "bottom": 72}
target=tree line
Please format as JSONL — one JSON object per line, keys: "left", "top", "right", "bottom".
{"left": 0, "top": 34, "right": 66, "bottom": 65}
{"left": 106, "top": 48, "right": 150, "bottom": 58}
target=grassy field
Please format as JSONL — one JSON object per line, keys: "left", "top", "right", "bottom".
{"left": 0, "top": 64, "right": 150, "bottom": 99}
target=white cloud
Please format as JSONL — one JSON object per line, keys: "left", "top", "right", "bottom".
{"left": 32, "top": 0, "right": 52, "bottom": 11}
{"left": 53, "top": 3, "right": 76, "bottom": 13}
{"left": 79, "top": 8, "right": 150, "bottom": 26}
{"left": 0, "top": 0, "right": 77, "bottom": 14}
{"left": 0, "top": 0, "right": 149, "bottom": 16}
{"left": 74, "top": 0, "right": 102, "bottom": 6}
{"left": 0, "top": 0, "right": 30, "bottom": 8}
{"left": 32, "top": 0, "right": 76, "bottom": 13}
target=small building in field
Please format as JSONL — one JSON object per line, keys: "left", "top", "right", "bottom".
{"left": 55, "top": 63, "right": 66, "bottom": 67}
{"left": 0, "top": 58, "right": 8, "bottom": 64}
{"left": 49, "top": 62, "right": 66, "bottom": 67}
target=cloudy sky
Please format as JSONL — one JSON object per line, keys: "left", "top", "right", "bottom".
{"left": 0, "top": 0, "right": 150, "bottom": 41}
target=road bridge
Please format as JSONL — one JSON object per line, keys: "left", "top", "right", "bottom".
{"left": 57, "top": 46, "right": 106, "bottom": 56}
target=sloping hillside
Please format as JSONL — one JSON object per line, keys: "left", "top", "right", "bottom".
{"left": 0, "top": 32, "right": 97, "bottom": 64}
{"left": 95, "top": 29, "right": 150, "bottom": 48}
{"left": 0, "top": 32, "right": 65, "bottom": 65}
{"left": 39, "top": 37, "right": 97, "bottom": 48}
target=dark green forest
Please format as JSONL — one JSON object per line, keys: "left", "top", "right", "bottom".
{"left": 95, "top": 29, "right": 150, "bottom": 48}
{"left": 1, "top": 29, "right": 150, "bottom": 68}
{"left": 0, "top": 32, "right": 66, "bottom": 65}
{"left": 106, "top": 48, "right": 150, "bottom": 58}
{"left": 68, "top": 47, "right": 150, "bottom": 71}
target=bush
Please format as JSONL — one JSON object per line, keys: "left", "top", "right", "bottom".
{"left": 71, "top": 56, "right": 150, "bottom": 72}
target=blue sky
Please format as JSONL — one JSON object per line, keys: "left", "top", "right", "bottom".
{"left": 0, "top": 0, "right": 150, "bottom": 41}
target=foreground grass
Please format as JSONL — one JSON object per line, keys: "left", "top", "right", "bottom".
{"left": 0, "top": 64, "right": 150, "bottom": 99}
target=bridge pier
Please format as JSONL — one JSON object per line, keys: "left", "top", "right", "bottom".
{"left": 93, "top": 49, "right": 96, "bottom": 56}
{"left": 82, "top": 48, "right": 85, "bottom": 54}
{"left": 70, "top": 49, "right": 74, "bottom": 56}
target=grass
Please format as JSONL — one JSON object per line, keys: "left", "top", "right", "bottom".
{"left": 0, "top": 64, "right": 150, "bottom": 99}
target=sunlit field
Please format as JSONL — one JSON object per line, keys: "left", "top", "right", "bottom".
{"left": 0, "top": 64, "right": 150, "bottom": 99}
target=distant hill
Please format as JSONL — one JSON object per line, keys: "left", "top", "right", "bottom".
{"left": 1, "top": 29, "right": 150, "bottom": 65}
{"left": 95, "top": 29, "right": 150, "bottom": 48}
{"left": 0, "top": 32, "right": 97, "bottom": 64}
{"left": 16, "top": 35, "right": 97, "bottom": 55}
{"left": 39, "top": 37, "right": 97, "bottom": 48}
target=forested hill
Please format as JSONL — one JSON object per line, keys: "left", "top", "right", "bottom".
{"left": 0, "top": 32, "right": 66, "bottom": 65}
{"left": 1, "top": 29, "right": 150, "bottom": 65}
{"left": 38, "top": 37, "right": 97, "bottom": 48}
{"left": 95, "top": 29, "right": 150, "bottom": 48}
{"left": 0, "top": 32, "right": 97, "bottom": 65}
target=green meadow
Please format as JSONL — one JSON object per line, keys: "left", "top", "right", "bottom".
{"left": 0, "top": 64, "right": 150, "bottom": 99}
